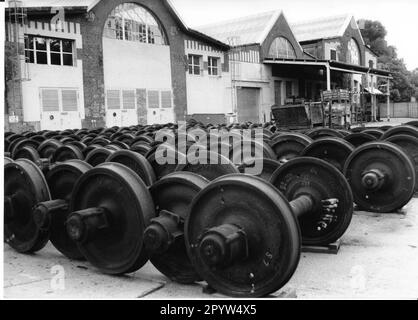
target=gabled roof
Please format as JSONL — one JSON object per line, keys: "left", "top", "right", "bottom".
{"left": 6, "top": 0, "right": 229, "bottom": 50}
{"left": 291, "top": 14, "right": 357, "bottom": 43}
{"left": 365, "top": 45, "right": 379, "bottom": 57}
{"left": 197, "top": 10, "right": 282, "bottom": 46}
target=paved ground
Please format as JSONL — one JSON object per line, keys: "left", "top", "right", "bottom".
{"left": 3, "top": 117, "right": 418, "bottom": 300}
{"left": 4, "top": 197, "right": 418, "bottom": 300}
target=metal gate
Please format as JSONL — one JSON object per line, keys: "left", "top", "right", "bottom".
{"left": 40, "top": 88, "right": 81, "bottom": 130}
{"left": 106, "top": 89, "right": 138, "bottom": 128}
{"left": 147, "top": 90, "right": 174, "bottom": 125}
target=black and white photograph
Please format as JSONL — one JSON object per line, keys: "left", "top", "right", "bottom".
{"left": 1, "top": 0, "right": 418, "bottom": 305}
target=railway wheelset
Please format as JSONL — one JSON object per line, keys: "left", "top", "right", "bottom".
{"left": 4, "top": 120, "right": 418, "bottom": 298}
{"left": 269, "top": 123, "right": 418, "bottom": 213}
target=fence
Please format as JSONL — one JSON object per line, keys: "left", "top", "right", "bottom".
{"left": 379, "top": 102, "right": 418, "bottom": 118}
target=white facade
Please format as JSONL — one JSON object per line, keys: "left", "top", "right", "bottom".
{"left": 185, "top": 40, "right": 232, "bottom": 116}
{"left": 102, "top": 38, "right": 174, "bottom": 126}
{"left": 13, "top": 21, "right": 85, "bottom": 130}
{"left": 365, "top": 48, "right": 379, "bottom": 90}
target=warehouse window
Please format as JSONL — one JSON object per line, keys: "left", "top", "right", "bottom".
{"left": 330, "top": 49, "right": 337, "bottom": 61}
{"left": 348, "top": 38, "right": 361, "bottom": 65}
{"left": 188, "top": 55, "right": 201, "bottom": 75}
{"left": 107, "top": 90, "right": 121, "bottom": 110}
{"left": 62, "top": 90, "right": 78, "bottom": 111}
{"left": 25, "top": 35, "right": 74, "bottom": 66}
{"left": 161, "top": 91, "right": 172, "bottom": 108}
{"left": 41, "top": 88, "right": 79, "bottom": 112}
{"left": 41, "top": 89, "right": 60, "bottom": 111}
{"left": 122, "top": 90, "right": 136, "bottom": 109}
{"left": 148, "top": 91, "right": 160, "bottom": 108}
{"left": 208, "top": 57, "right": 219, "bottom": 76}
{"left": 104, "top": 3, "right": 167, "bottom": 45}
{"left": 268, "top": 37, "right": 297, "bottom": 59}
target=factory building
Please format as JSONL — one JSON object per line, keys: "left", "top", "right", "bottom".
{"left": 199, "top": 12, "right": 391, "bottom": 123}
{"left": 5, "top": 0, "right": 229, "bottom": 132}
{"left": 4, "top": 1, "right": 391, "bottom": 132}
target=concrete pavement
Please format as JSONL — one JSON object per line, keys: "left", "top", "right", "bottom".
{"left": 3, "top": 198, "right": 418, "bottom": 299}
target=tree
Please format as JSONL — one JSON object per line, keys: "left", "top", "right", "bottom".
{"left": 411, "top": 69, "right": 418, "bottom": 99}
{"left": 360, "top": 20, "right": 414, "bottom": 102}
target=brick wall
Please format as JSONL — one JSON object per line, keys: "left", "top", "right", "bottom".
{"left": 4, "top": 41, "right": 37, "bottom": 133}
{"left": 261, "top": 12, "right": 305, "bottom": 60}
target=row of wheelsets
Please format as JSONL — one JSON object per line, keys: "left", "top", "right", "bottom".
{"left": 4, "top": 120, "right": 418, "bottom": 297}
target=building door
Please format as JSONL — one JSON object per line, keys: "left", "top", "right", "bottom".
{"left": 40, "top": 88, "right": 81, "bottom": 131}
{"left": 61, "top": 89, "right": 81, "bottom": 129}
{"left": 106, "top": 89, "right": 139, "bottom": 128}
{"left": 159, "top": 91, "right": 174, "bottom": 124}
{"left": 147, "top": 90, "right": 175, "bottom": 124}
{"left": 237, "top": 87, "right": 260, "bottom": 123}
{"left": 147, "top": 90, "right": 161, "bottom": 125}
{"left": 121, "top": 90, "right": 137, "bottom": 127}
{"left": 106, "top": 90, "right": 122, "bottom": 128}
{"left": 274, "top": 81, "right": 282, "bottom": 106}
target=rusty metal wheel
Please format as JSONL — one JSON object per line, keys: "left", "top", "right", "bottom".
{"left": 52, "top": 145, "right": 84, "bottom": 162}
{"left": 176, "top": 151, "right": 239, "bottom": 181}
{"left": 301, "top": 137, "right": 354, "bottom": 172}
{"left": 344, "top": 132, "right": 377, "bottom": 147}
{"left": 384, "top": 134, "right": 418, "bottom": 193}
{"left": 271, "top": 133, "right": 313, "bottom": 162}
{"left": 144, "top": 172, "right": 209, "bottom": 284}
{"left": 35, "top": 160, "right": 93, "bottom": 260}
{"left": 4, "top": 159, "right": 51, "bottom": 253}
{"left": 66, "top": 163, "right": 155, "bottom": 274}
{"left": 186, "top": 174, "right": 301, "bottom": 297}
{"left": 381, "top": 125, "right": 418, "bottom": 140}
{"left": 12, "top": 146, "right": 41, "bottom": 163}
{"left": 85, "top": 147, "right": 114, "bottom": 167}
{"left": 271, "top": 157, "right": 353, "bottom": 246}
{"left": 344, "top": 142, "right": 415, "bottom": 213}
{"left": 106, "top": 150, "right": 156, "bottom": 187}
{"left": 238, "top": 158, "right": 282, "bottom": 181}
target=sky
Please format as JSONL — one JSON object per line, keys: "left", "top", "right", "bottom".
{"left": 171, "top": 0, "right": 418, "bottom": 71}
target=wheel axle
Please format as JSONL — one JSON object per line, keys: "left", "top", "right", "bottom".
{"left": 66, "top": 207, "right": 109, "bottom": 243}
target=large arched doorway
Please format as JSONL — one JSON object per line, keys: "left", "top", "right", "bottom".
{"left": 102, "top": 3, "right": 174, "bottom": 126}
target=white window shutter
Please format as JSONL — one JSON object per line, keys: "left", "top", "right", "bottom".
{"left": 41, "top": 89, "right": 59, "bottom": 112}
{"left": 62, "top": 90, "right": 78, "bottom": 111}
{"left": 148, "top": 90, "right": 160, "bottom": 109}
{"left": 107, "top": 90, "right": 121, "bottom": 110}
{"left": 122, "top": 90, "right": 136, "bottom": 109}
{"left": 161, "top": 91, "right": 172, "bottom": 109}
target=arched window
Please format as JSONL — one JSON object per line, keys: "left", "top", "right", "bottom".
{"left": 268, "top": 37, "right": 297, "bottom": 59}
{"left": 104, "top": 3, "right": 167, "bottom": 45}
{"left": 347, "top": 38, "right": 360, "bottom": 65}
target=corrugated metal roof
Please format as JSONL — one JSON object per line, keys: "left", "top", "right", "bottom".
{"left": 197, "top": 10, "right": 281, "bottom": 46}
{"left": 291, "top": 14, "right": 352, "bottom": 42}
{"left": 6, "top": 0, "right": 99, "bottom": 10}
